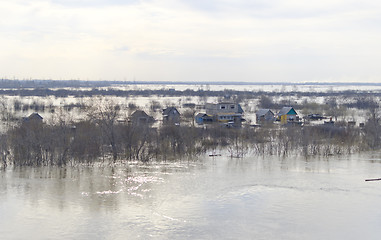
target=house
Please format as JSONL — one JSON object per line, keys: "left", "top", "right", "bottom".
{"left": 21, "top": 112, "right": 43, "bottom": 129}
{"left": 162, "top": 107, "right": 180, "bottom": 124}
{"left": 22, "top": 112, "right": 43, "bottom": 123}
{"left": 195, "top": 113, "right": 213, "bottom": 125}
{"left": 256, "top": 109, "right": 275, "bottom": 123}
{"left": 205, "top": 102, "right": 244, "bottom": 115}
{"left": 205, "top": 102, "right": 244, "bottom": 125}
{"left": 130, "top": 110, "right": 155, "bottom": 125}
{"left": 277, "top": 107, "right": 299, "bottom": 124}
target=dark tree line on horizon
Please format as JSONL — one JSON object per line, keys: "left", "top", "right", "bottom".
{"left": 0, "top": 87, "right": 380, "bottom": 99}
{"left": 0, "top": 78, "right": 380, "bottom": 101}
{"left": 1, "top": 79, "right": 380, "bottom": 89}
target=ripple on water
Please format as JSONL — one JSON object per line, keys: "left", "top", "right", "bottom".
{"left": 80, "top": 174, "right": 165, "bottom": 199}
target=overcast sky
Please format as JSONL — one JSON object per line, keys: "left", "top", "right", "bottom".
{"left": 1, "top": 0, "right": 381, "bottom": 82}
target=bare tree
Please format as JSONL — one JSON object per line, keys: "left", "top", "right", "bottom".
{"left": 86, "top": 98, "right": 122, "bottom": 162}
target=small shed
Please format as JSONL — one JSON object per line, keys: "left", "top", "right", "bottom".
{"left": 306, "top": 114, "right": 325, "bottom": 121}
{"left": 278, "top": 107, "right": 298, "bottom": 124}
{"left": 23, "top": 112, "right": 43, "bottom": 123}
{"left": 162, "top": 107, "right": 180, "bottom": 124}
{"left": 195, "top": 113, "right": 213, "bottom": 125}
{"left": 256, "top": 109, "right": 275, "bottom": 123}
{"left": 130, "top": 110, "right": 155, "bottom": 125}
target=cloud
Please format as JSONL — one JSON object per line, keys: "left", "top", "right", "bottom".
{"left": 114, "top": 46, "right": 130, "bottom": 52}
{"left": 50, "top": 0, "right": 142, "bottom": 8}
{"left": 1, "top": 0, "right": 381, "bottom": 82}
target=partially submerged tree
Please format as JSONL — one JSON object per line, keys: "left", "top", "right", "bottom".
{"left": 86, "top": 98, "right": 122, "bottom": 162}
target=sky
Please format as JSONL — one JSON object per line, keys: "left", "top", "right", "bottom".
{"left": 1, "top": 0, "right": 381, "bottom": 83}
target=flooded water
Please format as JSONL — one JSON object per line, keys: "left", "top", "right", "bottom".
{"left": 1, "top": 153, "right": 381, "bottom": 239}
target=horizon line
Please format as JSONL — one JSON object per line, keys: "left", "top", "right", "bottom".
{"left": 1, "top": 79, "right": 381, "bottom": 86}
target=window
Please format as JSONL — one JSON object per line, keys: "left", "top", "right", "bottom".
{"left": 231, "top": 105, "right": 235, "bottom": 109}
{"left": 220, "top": 105, "right": 226, "bottom": 109}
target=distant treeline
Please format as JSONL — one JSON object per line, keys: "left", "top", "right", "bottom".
{"left": 0, "top": 101, "right": 380, "bottom": 167}
{"left": 0, "top": 79, "right": 113, "bottom": 88}
{"left": 1, "top": 79, "right": 381, "bottom": 89}
{"left": 0, "top": 87, "right": 380, "bottom": 100}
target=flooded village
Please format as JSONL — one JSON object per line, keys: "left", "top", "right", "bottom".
{"left": 2, "top": 82, "right": 381, "bottom": 240}
{"left": 0, "top": 82, "right": 381, "bottom": 239}
{"left": 0, "top": 81, "right": 379, "bottom": 167}
{"left": 3, "top": 0, "right": 381, "bottom": 238}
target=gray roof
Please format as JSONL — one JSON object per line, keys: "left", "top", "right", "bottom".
{"left": 162, "top": 107, "right": 179, "bottom": 116}
{"left": 195, "top": 113, "right": 207, "bottom": 118}
{"left": 28, "top": 112, "right": 43, "bottom": 120}
{"left": 278, "top": 107, "right": 296, "bottom": 116}
{"left": 237, "top": 104, "right": 244, "bottom": 114}
{"left": 256, "top": 109, "right": 273, "bottom": 117}
{"left": 218, "top": 102, "right": 235, "bottom": 105}
{"left": 131, "top": 110, "right": 150, "bottom": 118}
{"left": 130, "top": 110, "right": 155, "bottom": 123}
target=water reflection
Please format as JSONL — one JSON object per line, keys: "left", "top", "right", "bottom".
{"left": 1, "top": 153, "right": 381, "bottom": 239}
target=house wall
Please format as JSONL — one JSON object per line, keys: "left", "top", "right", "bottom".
{"left": 280, "top": 114, "right": 297, "bottom": 124}
{"left": 195, "top": 116, "right": 204, "bottom": 124}
{"left": 165, "top": 111, "right": 180, "bottom": 123}
{"left": 286, "top": 114, "right": 297, "bottom": 121}
{"left": 265, "top": 112, "right": 274, "bottom": 121}
{"left": 281, "top": 115, "right": 288, "bottom": 124}
{"left": 257, "top": 112, "right": 274, "bottom": 123}
{"left": 217, "top": 115, "right": 235, "bottom": 122}
{"left": 206, "top": 103, "right": 240, "bottom": 115}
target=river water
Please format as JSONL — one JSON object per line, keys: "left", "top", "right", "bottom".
{"left": 1, "top": 153, "right": 381, "bottom": 240}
